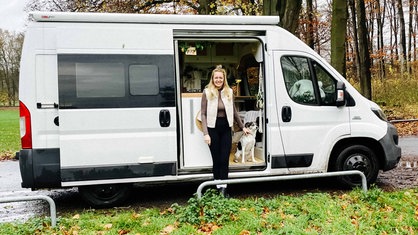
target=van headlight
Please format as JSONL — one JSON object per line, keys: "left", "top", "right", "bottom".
{"left": 371, "top": 107, "right": 387, "bottom": 121}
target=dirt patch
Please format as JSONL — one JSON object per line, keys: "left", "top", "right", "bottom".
{"left": 376, "top": 155, "right": 418, "bottom": 190}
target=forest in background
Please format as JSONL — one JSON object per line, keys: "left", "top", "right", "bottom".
{"left": 1, "top": 0, "right": 418, "bottom": 107}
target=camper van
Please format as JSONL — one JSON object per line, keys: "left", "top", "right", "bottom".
{"left": 18, "top": 12, "right": 401, "bottom": 207}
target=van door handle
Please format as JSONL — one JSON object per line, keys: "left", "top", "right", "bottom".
{"left": 159, "top": 109, "right": 171, "bottom": 127}
{"left": 281, "top": 106, "right": 292, "bottom": 122}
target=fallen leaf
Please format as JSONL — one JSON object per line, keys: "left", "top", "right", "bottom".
{"left": 239, "top": 230, "right": 251, "bottom": 235}
{"left": 104, "top": 223, "right": 113, "bottom": 230}
{"left": 118, "top": 229, "right": 130, "bottom": 235}
{"left": 161, "top": 224, "right": 176, "bottom": 234}
{"left": 72, "top": 214, "right": 80, "bottom": 219}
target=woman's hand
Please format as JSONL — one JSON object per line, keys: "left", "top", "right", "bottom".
{"left": 243, "top": 127, "right": 250, "bottom": 135}
{"left": 204, "top": 134, "right": 211, "bottom": 145}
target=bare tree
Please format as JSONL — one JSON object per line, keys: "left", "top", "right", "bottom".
{"left": 355, "top": 0, "right": 372, "bottom": 99}
{"left": 0, "top": 30, "right": 23, "bottom": 106}
{"left": 374, "top": 0, "right": 386, "bottom": 80}
{"left": 396, "top": 0, "right": 407, "bottom": 75}
{"left": 330, "top": 0, "right": 347, "bottom": 78}
{"left": 305, "top": 0, "right": 314, "bottom": 49}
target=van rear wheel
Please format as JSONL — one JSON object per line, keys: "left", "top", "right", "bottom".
{"left": 334, "top": 145, "right": 379, "bottom": 187}
{"left": 79, "top": 183, "right": 132, "bottom": 208}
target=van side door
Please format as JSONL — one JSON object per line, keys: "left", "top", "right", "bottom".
{"left": 273, "top": 51, "right": 350, "bottom": 172}
{"left": 57, "top": 54, "right": 177, "bottom": 186}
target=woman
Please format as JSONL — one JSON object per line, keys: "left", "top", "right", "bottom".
{"left": 200, "top": 65, "right": 250, "bottom": 197}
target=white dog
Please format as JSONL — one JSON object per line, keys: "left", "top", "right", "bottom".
{"left": 234, "top": 122, "right": 258, "bottom": 163}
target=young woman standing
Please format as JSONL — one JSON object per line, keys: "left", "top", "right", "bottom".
{"left": 200, "top": 65, "right": 250, "bottom": 197}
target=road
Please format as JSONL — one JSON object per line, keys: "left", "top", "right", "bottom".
{"left": 1, "top": 137, "right": 417, "bottom": 224}
{"left": 398, "top": 136, "right": 418, "bottom": 156}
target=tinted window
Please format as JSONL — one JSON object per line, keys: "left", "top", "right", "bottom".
{"left": 312, "top": 62, "right": 337, "bottom": 106}
{"left": 76, "top": 63, "right": 125, "bottom": 98}
{"left": 58, "top": 54, "right": 175, "bottom": 109}
{"left": 129, "top": 65, "right": 159, "bottom": 95}
{"left": 281, "top": 56, "right": 337, "bottom": 106}
{"left": 281, "top": 56, "right": 318, "bottom": 105}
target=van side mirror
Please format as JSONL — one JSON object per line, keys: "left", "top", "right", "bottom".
{"left": 336, "top": 81, "right": 346, "bottom": 107}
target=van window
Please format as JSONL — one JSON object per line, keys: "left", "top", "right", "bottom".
{"left": 76, "top": 63, "right": 125, "bottom": 98}
{"left": 281, "top": 56, "right": 336, "bottom": 106}
{"left": 129, "top": 65, "right": 159, "bottom": 95}
{"left": 281, "top": 56, "right": 318, "bottom": 105}
{"left": 312, "top": 61, "right": 337, "bottom": 105}
{"left": 58, "top": 54, "right": 174, "bottom": 109}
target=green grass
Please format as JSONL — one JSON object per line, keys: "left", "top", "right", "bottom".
{"left": 351, "top": 78, "right": 418, "bottom": 119}
{"left": 0, "top": 188, "right": 417, "bottom": 234}
{"left": 0, "top": 108, "right": 19, "bottom": 159}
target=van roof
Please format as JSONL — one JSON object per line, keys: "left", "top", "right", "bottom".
{"left": 30, "top": 12, "right": 280, "bottom": 25}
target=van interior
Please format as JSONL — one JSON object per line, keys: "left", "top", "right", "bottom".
{"left": 176, "top": 39, "right": 266, "bottom": 172}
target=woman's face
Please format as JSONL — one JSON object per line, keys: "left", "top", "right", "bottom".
{"left": 213, "top": 71, "right": 224, "bottom": 89}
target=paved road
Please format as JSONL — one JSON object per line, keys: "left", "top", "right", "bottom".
{"left": 399, "top": 136, "right": 418, "bottom": 156}
{"left": 0, "top": 137, "right": 417, "bottom": 223}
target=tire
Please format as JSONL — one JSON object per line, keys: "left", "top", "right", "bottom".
{"left": 334, "top": 145, "right": 379, "bottom": 187}
{"left": 79, "top": 183, "right": 132, "bottom": 208}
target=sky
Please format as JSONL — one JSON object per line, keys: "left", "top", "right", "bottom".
{"left": 0, "top": 0, "right": 28, "bottom": 32}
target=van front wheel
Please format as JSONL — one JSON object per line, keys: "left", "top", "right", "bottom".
{"left": 79, "top": 183, "right": 132, "bottom": 208}
{"left": 334, "top": 145, "right": 379, "bottom": 187}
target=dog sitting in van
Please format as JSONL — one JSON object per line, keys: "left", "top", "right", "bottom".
{"left": 234, "top": 122, "right": 258, "bottom": 163}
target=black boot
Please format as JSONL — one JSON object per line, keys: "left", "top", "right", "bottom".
{"left": 218, "top": 187, "right": 229, "bottom": 198}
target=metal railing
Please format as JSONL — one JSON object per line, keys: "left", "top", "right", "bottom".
{"left": 197, "top": 170, "right": 367, "bottom": 199}
{"left": 0, "top": 195, "right": 56, "bottom": 227}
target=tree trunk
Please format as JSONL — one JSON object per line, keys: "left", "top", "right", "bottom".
{"left": 397, "top": 0, "right": 407, "bottom": 75}
{"left": 306, "top": 0, "right": 314, "bottom": 49}
{"left": 331, "top": 0, "right": 347, "bottom": 78}
{"left": 263, "top": 0, "right": 279, "bottom": 15}
{"left": 348, "top": 0, "right": 360, "bottom": 82}
{"left": 408, "top": 0, "right": 413, "bottom": 75}
{"left": 375, "top": 0, "right": 386, "bottom": 80}
{"left": 276, "top": 0, "right": 302, "bottom": 35}
{"left": 356, "top": 0, "right": 372, "bottom": 100}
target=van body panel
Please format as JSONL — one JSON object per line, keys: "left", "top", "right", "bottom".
{"left": 56, "top": 25, "right": 173, "bottom": 52}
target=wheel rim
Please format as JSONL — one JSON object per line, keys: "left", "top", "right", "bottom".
{"left": 341, "top": 153, "right": 373, "bottom": 184}
{"left": 343, "top": 153, "right": 371, "bottom": 175}
{"left": 90, "top": 185, "right": 121, "bottom": 201}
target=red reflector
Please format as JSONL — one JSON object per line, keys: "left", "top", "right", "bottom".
{"left": 41, "top": 15, "right": 50, "bottom": 19}
{"left": 20, "top": 101, "right": 32, "bottom": 149}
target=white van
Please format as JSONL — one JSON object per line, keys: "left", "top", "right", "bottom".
{"left": 18, "top": 12, "right": 401, "bottom": 207}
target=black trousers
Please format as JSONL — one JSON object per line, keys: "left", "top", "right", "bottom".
{"left": 208, "top": 117, "right": 232, "bottom": 180}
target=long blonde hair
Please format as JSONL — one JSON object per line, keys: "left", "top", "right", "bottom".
{"left": 206, "top": 65, "right": 232, "bottom": 100}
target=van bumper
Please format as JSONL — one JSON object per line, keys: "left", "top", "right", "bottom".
{"left": 19, "top": 148, "right": 61, "bottom": 189}
{"left": 379, "top": 123, "right": 401, "bottom": 171}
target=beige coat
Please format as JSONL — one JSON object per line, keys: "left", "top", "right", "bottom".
{"left": 204, "top": 88, "right": 234, "bottom": 128}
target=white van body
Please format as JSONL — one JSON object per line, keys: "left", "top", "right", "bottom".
{"left": 18, "top": 12, "right": 401, "bottom": 207}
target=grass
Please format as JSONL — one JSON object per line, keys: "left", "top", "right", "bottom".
{"left": 372, "top": 78, "right": 418, "bottom": 119}
{"left": 0, "top": 107, "right": 19, "bottom": 159}
{"left": 0, "top": 188, "right": 417, "bottom": 234}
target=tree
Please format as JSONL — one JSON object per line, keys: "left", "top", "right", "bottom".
{"left": 305, "top": 0, "right": 314, "bottom": 49}
{"left": 374, "top": 0, "right": 386, "bottom": 80}
{"left": 396, "top": 0, "right": 407, "bottom": 75}
{"left": 277, "top": 0, "right": 303, "bottom": 34}
{"left": 355, "top": 0, "right": 372, "bottom": 99}
{"left": 262, "top": 0, "right": 302, "bottom": 34}
{"left": 330, "top": 0, "right": 347, "bottom": 78}
{"left": 0, "top": 30, "right": 23, "bottom": 106}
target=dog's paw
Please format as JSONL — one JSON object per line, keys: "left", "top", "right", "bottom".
{"left": 233, "top": 159, "right": 238, "bottom": 163}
